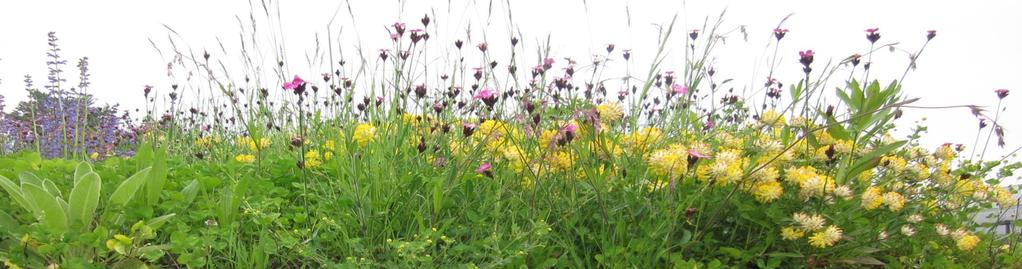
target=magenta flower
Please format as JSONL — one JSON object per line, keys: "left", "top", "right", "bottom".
{"left": 561, "top": 123, "right": 578, "bottom": 135}
{"left": 996, "top": 89, "right": 1009, "bottom": 99}
{"left": 799, "top": 50, "right": 815, "bottom": 73}
{"left": 282, "top": 75, "right": 305, "bottom": 90}
{"left": 474, "top": 88, "right": 496, "bottom": 100}
{"left": 475, "top": 163, "right": 492, "bottom": 174}
{"left": 865, "top": 28, "right": 881, "bottom": 43}
{"left": 927, "top": 30, "right": 937, "bottom": 40}
{"left": 773, "top": 28, "right": 789, "bottom": 40}
{"left": 543, "top": 57, "right": 555, "bottom": 69}
{"left": 392, "top": 22, "right": 406, "bottom": 36}
{"left": 671, "top": 84, "right": 689, "bottom": 95}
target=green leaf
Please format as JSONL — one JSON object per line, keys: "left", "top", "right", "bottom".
{"left": 0, "top": 174, "right": 36, "bottom": 213}
{"left": 22, "top": 183, "right": 68, "bottom": 233}
{"left": 0, "top": 210, "right": 21, "bottom": 232}
{"left": 18, "top": 172, "right": 43, "bottom": 188}
{"left": 147, "top": 213, "right": 176, "bottom": 230}
{"left": 145, "top": 147, "right": 168, "bottom": 206}
{"left": 69, "top": 171, "right": 102, "bottom": 227}
{"left": 74, "top": 161, "right": 94, "bottom": 186}
{"left": 109, "top": 167, "right": 153, "bottom": 208}
{"left": 838, "top": 140, "right": 907, "bottom": 184}
{"left": 180, "top": 179, "right": 200, "bottom": 208}
{"left": 42, "top": 178, "right": 63, "bottom": 199}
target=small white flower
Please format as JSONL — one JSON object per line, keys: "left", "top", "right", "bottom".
{"left": 907, "top": 214, "right": 924, "bottom": 223}
{"left": 901, "top": 226, "right": 916, "bottom": 236}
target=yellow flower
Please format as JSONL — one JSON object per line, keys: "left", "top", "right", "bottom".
{"left": 622, "top": 127, "right": 662, "bottom": 153}
{"left": 956, "top": 234, "right": 980, "bottom": 251}
{"left": 90, "top": 152, "right": 100, "bottom": 160}
{"left": 759, "top": 109, "right": 785, "bottom": 128}
{"left": 701, "top": 149, "right": 744, "bottom": 186}
{"left": 994, "top": 186, "right": 1017, "bottom": 207}
{"left": 353, "top": 123, "right": 377, "bottom": 146}
{"left": 752, "top": 180, "right": 784, "bottom": 203}
{"left": 235, "top": 154, "right": 256, "bottom": 163}
{"left": 238, "top": 136, "right": 271, "bottom": 151}
{"left": 546, "top": 151, "right": 573, "bottom": 171}
{"left": 780, "top": 226, "right": 805, "bottom": 240}
{"left": 808, "top": 225, "right": 842, "bottom": 248}
{"left": 324, "top": 140, "right": 336, "bottom": 150}
{"left": 880, "top": 155, "right": 907, "bottom": 173}
{"left": 883, "top": 192, "right": 906, "bottom": 212}
{"left": 539, "top": 129, "right": 559, "bottom": 149}
{"left": 304, "top": 150, "right": 323, "bottom": 168}
{"left": 596, "top": 102, "right": 624, "bottom": 123}
{"left": 861, "top": 186, "right": 884, "bottom": 210}
{"left": 647, "top": 144, "right": 690, "bottom": 179}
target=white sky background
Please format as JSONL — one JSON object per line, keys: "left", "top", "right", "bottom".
{"left": 0, "top": 0, "right": 1020, "bottom": 175}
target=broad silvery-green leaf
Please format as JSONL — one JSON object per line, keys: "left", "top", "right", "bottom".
{"left": 18, "top": 172, "right": 43, "bottom": 188}
{"left": 69, "top": 171, "right": 102, "bottom": 226}
{"left": 147, "top": 213, "right": 176, "bottom": 230}
{"left": 74, "top": 161, "right": 94, "bottom": 186}
{"left": 0, "top": 174, "right": 36, "bottom": 213}
{"left": 21, "top": 183, "right": 68, "bottom": 233}
{"left": 180, "top": 179, "right": 200, "bottom": 207}
{"left": 109, "top": 167, "right": 152, "bottom": 208}
{"left": 42, "top": 178, "right": 63, "bottom": 199}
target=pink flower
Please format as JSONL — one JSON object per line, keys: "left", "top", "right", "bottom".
{"left": 561, "top": 123, "right": 578, "bottom": 135}
{"left": 865, "top": 28, "right": 879, "bottom": 33}
{"left": 927, "top": 30, "right": 937, "bottom": 40}
{"left": 996, "top": 89, "right": 1009, "bottom": 99}
{"left": 671, "top": 84, "right": 689, "bottom": 95}
{"left": 773, "top": 28, "right": 789, "bottom": 40}
{"left": 474, "top": 88, "right": 496, "bottom": 100}
{"left": 688, "top": 148, "right": 710, "bottom": 159}
{"left": 865, "top": 28, "right": 881, "bottom": 43}
{"left": 543, "top": 57, "right": 555, "bottom": 68}
{"left": 475, "top": 163, "right": 492, "bottom": 174}
{"left": 282, "top": 75, "right": 305, "bottom": 90}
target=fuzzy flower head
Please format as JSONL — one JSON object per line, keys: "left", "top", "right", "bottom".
{"left": 808, "top": 225, "right": 843, "bottom": 248}
{"left": 957, "top": 234, "right": 980, "bottom": 251}
{"left": 647, "top": 144, "right": 690, "bottom": 179}
{"left": 596, "top": 102, "right": 624, "bottom": 123}
{"left": 781, "top": 226, "right": 805, "bottom": 240}
{"left": 752, "top": 180, "right": 784, "bottom": 203}
{"left": 793, "top": 212, "right": 826, "bottom": 231}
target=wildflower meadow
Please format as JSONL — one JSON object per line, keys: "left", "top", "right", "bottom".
{"left": 0, "top": 1, "right": 1020, "bottom": 268}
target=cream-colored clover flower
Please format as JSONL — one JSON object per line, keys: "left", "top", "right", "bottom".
{"left": 752, "top": 180, "right": 784, "bottom": 203}
{"left": 906, "top": 214, "right": 924, "bottom": 223}
{"left": 957, "top": 234, "right": 980, "bottom": 251}
{"left": 759, "top": 109, "right": 785, "bottom": 128}
{"left": 901, "top": 225, "right": 916, "bottom": 236}
{"left": 935, "top": 224, "right": 950, "bottom": 236}
{"left": 793, "top": 212, "right": 826, "bottom": 231}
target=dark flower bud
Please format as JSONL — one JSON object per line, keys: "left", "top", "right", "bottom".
{"left": 865, "top": 28, "right": 881, "bottom": 44}
{"left": 454, "top": 40, "right": 463, "bottom": 49}
{"left": 511, "top": 37, "right": 519, "bottom": 47}
{"left": 414, "top": 84, "right": 428, "bottom": 99}
{"left": 421, "top": 14, "right": 430, "bottom": 27}
{"left": 926, "top": 30, "right": 936, "bottom": 41}
{"left": 689, "top": 29, "right": 699, "bottom": 40}
{"left": 606, "top": 44, "right": 615, "bottom": 53}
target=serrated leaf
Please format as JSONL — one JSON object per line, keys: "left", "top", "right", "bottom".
{"left": 69, "top": 171, "right": 102, "bottom": 227}
{"left": 109, "top": 167, "right": 152, "bottom": 208}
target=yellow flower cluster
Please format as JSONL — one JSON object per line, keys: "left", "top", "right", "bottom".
{"left": 808, "top": 225, "right": 843, "bottom": 248}
{"left": 235, "top": 154, "right": 256, "bottom": 163}
{"left": 647, "top": 144, "right": 690, "bottom": 179}
{"left": 238, "top": 136, "right": 271, "bottom": 151}
{"left": 352, "top": 123, "right": 377, "bottom": 146}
